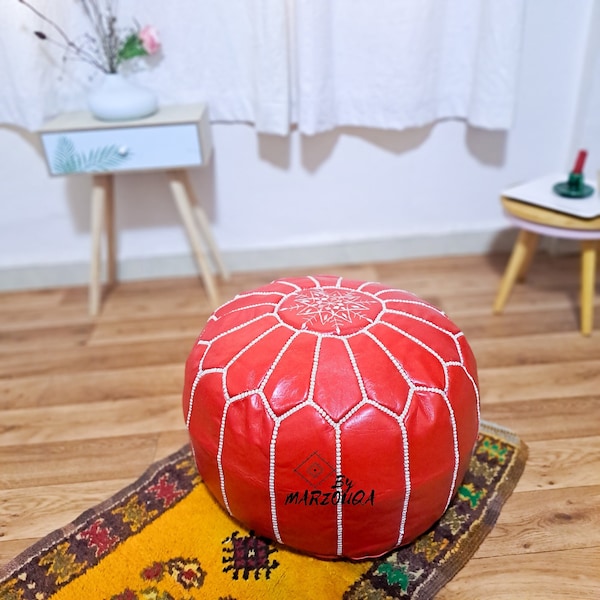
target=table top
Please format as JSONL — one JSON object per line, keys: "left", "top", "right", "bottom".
{"left": 502, "top": 173, "right": 600, "bottom": 219}
{"left": 38, "top": 103, "right": 209, "bottom": 133}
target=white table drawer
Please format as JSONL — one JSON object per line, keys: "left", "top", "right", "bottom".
{"left": 41, "top": 123, "right": 204, "bottom": 175}
{"left": 38, "top": 103, "right": 212, "bottom": 176}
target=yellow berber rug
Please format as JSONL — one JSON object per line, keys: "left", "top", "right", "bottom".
{"left": 0, "top": 421, "right": 527, "bottom": 600}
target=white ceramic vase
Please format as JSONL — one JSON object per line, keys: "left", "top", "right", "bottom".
{"left": 87, "top": 73, "right": 158, "bottom": 121}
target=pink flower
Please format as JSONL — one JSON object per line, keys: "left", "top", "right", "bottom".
{"left": 139, "top": 25, "right": 161, "bottom": 55}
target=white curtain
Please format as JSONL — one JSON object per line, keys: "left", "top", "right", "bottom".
{"left": 1, "top": 0, "right": 525, "bottom": 134}
{"left": 293, "top": 0, "right": 525, "bottom": 134}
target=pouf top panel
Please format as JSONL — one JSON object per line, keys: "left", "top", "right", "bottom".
{"left": 183, "top": 275, "right": 480, "bottom": 559}
{"left": 188, "top": 275, "right": 473, "bottom": 422}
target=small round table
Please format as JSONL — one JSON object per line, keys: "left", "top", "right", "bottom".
{"left": 493, "top": 197, "right": 600, "bottom": 336}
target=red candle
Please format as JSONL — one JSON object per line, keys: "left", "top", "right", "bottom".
{"left": 572, "top": 149, "right": 587, "bottom": 174}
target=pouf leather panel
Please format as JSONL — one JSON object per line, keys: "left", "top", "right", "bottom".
{"left": 183, "top": 275, "right": 480, "bottom": 559}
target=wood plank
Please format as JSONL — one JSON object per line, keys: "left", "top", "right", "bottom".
{"left": 437, "top": 547, "right": 600, "bottom": 600}
{"left": 476, "top": 485, "right": 600, "bottom": 558}
{"left": 0, "top": 288, "right": 67, "bottom": 312}
{"left": 517, "top": 436, "right": 600, "bottom": 492}
{"left": 0, "top": 322, "right": 93, "bottom": 352}
{"left": 0, "top": 364, "right": 184, "bottom": 410}
{"left": 481, "top": 397, "right": 600, "bottom": 442}
{"left": 0, "top": 396, "right": 185, "bottom": 447}
{"left": 470, "top": 330, "right": 600, "bottom": 368}
{"left": 0, "top": 434, "right": 160, "bottom": 489}
{"left": 460, "top": 306, "right": 584, "bottom": 339}
{"left": 479, "top": 360, "right": 600, "bottom": 403}
{"left": 0, "top": 338, "right": 191, "bottom": 378}
{"left": 88, "top": 313, "right": 203, "bottom": 345}
{"left": 0, "top": 301, "right": 92, "bottom": 332}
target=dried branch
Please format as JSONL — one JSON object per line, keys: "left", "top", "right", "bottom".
{"left": 17, "top": 0, "right": 161, "bottom": 75}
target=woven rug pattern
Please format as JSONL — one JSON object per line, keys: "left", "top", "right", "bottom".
{"left": 0, "top": 421, "right": 527, "bottom": 600}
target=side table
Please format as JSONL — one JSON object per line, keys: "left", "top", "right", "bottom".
{"left": 493, "top": 173, "right": 600, "bottom": 336}
{"left": 38, "top": 104, "right": 228, "bottom": 316}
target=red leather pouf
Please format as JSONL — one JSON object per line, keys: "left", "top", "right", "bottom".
{"left": 183, "top": 275, "right": 480, "bottom": 559}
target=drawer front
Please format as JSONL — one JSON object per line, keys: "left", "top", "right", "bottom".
{"left": 41, "top": 123, "right": 203, "bottom": 175}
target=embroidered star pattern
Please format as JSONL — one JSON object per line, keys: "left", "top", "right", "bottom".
{"left": 280, "top": 289, "right": 377, "bottom": 333}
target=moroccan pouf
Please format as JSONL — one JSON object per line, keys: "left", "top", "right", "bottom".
{"left": 182, "top": 275, "right": 480, "bottom": 559}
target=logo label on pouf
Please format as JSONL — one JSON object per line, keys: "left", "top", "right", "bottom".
{"left": 294, "top": 451, "right": 335, "bottom": 487}
{"left": 286, "top": 453, "right": 376, "bottom": 507}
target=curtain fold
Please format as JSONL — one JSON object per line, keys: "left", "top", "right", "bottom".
{"left": 1, "top": 0, "right": 524, "bottom": 135}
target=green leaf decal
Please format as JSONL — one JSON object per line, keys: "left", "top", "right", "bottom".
{"left": 52, "top": 137, "right": 79, "bottom": 174}
{"left": 52, "top": 136, "right": 130, "bottom": 174}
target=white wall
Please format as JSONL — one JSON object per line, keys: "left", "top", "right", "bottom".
{"left": 0, "top": 0, "right": 593, "bottom": 290}
{"left": 571, "top": 1, "right": 600, "bottom": 165}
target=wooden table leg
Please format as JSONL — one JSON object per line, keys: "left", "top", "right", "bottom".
{"left": 167, "top": 170, "right": 220, "bottom": 308}
{"left": 580, "top": 240, "right": 597, "bottom": 336}
{"left": 90, "top": 175, "right": 111, "bottom": 316}
{"left": 104, "top": 175, "right": 117, "bottom": 287}
{"left": 193, "top": 204, "right": 230, "bottom": 281}
{"left": 493, "top": 229, "right": 539, "bottom": 314}
{"left": 171, "top": 170, "right": 229, "bottom": 281}
{"left": 516, "top": 231, "right": 539, "bottom": 282}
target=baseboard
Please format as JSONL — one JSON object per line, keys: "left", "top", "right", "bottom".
{"left": 0, "top": 227, "right": 522, "bottom": 292}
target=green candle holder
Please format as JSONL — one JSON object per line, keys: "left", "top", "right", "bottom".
{"left": 553, "top": 171, "right": 594, "bottom": 198}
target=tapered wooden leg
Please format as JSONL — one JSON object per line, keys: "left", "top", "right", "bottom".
{"left": 168, "top": 170, "right": 220, "bottom": 308}
{"left": 90, "top": 175, "right": 110, "bottom": 316}
{"left": 580, "top": 240, "right": 597, "bottom": 336}
{"left": 493, "top": 229, "right": 539, "bottom": 314}
{"left": 193, "top": 204, "right": 230, "bottom": 281}
{"left": 516, "top": 231, "right": 539, "bottom": 282}
{"left": 173, "top": 170, "right": 229, "bottom": 281}
{"left": 104, "top": 175, "right": 117, "bottom": 287}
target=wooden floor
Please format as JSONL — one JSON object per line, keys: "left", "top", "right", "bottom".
{"left": 1, "top": 253, "right": 599, "bottom": 598}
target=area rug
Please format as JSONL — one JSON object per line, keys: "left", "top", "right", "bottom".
{"left": 0, "top": 421, "right": 527, "bottom": 600}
